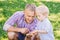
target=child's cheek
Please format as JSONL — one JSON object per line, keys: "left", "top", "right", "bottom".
{"left": 42, "top": 16, "right": 46, "bottom": 20}
{"left": 39, "top": 16, "right": 45, "bottom": 21}
{"left": 37, "top": 16, "right": 42, "bottom": 21}
{"left": 37, "top": 16, "right": 40, "bottom": 20}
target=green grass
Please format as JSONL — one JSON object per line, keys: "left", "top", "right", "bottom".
{"left": 0, "top": 0, "right": 60, "bottom": 40}
{"left": 48, "top": 13, "right": 60, "bottom": 40}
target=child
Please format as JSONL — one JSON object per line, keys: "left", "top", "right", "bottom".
{"left": 35, "top": 5, "right": 55, "bottom": 40}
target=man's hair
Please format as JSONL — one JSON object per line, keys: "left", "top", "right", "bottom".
{"left": 36, "top": 5, "right": 49, "bottom": 14}
{"left": 25, "top": 4, "right": 36, "bottom": 11}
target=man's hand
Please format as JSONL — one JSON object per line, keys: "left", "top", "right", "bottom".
{"left": 18, "top": 28, "right": 29, "bottom": 34}
{"left": 30, "top": 30, "right": 39, "bottom": 36}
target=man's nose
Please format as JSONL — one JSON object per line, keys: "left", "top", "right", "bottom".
{"left": 29, "top": 17, "right": 33, "bottom": 20}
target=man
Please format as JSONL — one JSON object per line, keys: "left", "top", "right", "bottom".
{"left": 3, "top": 4, "right": 37, "bottom": 40}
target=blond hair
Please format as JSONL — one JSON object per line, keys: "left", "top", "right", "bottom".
{"left": 36, "top": 5, "right": 49, "bottom": 14}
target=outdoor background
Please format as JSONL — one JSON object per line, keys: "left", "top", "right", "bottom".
{"left": 0, "top": 0, "right": 60, "bottom": 40}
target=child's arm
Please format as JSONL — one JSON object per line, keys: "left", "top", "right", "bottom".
{"left": 26, "top": 30, "right": 38, "bottom": 37}
{"left": 30, "top": 30, "right": 48, "bottom": 35}
{"left": 37, "top": 30, "right": 48, "bottom": 34}
{"left": 26, "top": 30, "right": 47, "bottom": 37}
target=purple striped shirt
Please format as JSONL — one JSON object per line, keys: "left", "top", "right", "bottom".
{"left": 3, "top": 11, "right": 37, "bottom": 31}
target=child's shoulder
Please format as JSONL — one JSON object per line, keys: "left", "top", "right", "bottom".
{"left": 41, "top": 18, "right": 51, "bottom": 26}
{"left": 37, "top": 18, "right": 51, "bottom": 26}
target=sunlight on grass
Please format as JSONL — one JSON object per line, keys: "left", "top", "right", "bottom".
{"left": 0, "top": 14, "right": 5, "bottom": 22}
{"left": 0, "top": 8, "right": 3, "bottom": 11}
{"left": 52, "top": 0, "right": 60, "bottom": 2}
{"left": 48, "top": 13, "right": 60, "bottom": 31}
{"left": 0, "top": 0, "right": 60, "bottom": 40}
{"left": 48, "top": 13, "right": 58, "bottom": 22}
{"left": 54, "top": 31, "right": 60, "bottom": 40}
{"left": 0, "top": 17, "right": 5, "bottom": 21}
{"left": 0, "top": 0, "right": 6, "bottom": 1}
{"left": 54, "top": 31, "right": 60, "bottom": 37}
{"left": 0, "top": 37, "right": 8, "bottom": 40}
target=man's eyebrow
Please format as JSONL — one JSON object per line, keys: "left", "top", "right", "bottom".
{"left": 28, "top": 15, "right": 34, "bottom": 17}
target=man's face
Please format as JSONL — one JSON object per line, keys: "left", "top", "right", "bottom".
{"left": 24, "top": 9, "right": 35, "bottom": 24}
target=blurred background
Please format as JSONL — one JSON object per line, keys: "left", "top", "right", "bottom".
{"left": 0, "top": 0, "right": 60, "bottom": 40}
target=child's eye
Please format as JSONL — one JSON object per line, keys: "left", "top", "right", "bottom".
{"left": 43, "top": 13, "right": 45, "bottom": 15}
{"left": 38, "top": 15, "right": 41, "bottom": 17}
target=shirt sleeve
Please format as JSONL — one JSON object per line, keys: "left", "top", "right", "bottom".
{"left": 3, "top": 11, "right": 22, "bottom": 31}
{"left": 35, "top": 19, "right": 54, "bottom": 40}
{"left": 42, "top": 20, "right": 54, "bottom": 40}
{"left": 44, "top": 21, "right": 53, "bottom": 33}
{"left": 35, "top": 19, "right": 53, "bottom": 33}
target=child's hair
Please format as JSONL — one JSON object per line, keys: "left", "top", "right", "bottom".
{"left": 36, "top": 4, "right": 49, "bottom": 15}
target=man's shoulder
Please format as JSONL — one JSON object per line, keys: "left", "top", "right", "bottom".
{"left": 14, "top": 11, "right": 24, "bottom": 16}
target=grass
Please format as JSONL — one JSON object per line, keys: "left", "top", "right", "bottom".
{"left": 48, "top": 13, "right": 60, "bottom": 40}
{"left": 0, "top": 0, "right": 60, "bottom": 40}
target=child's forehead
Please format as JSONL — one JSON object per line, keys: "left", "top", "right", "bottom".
{"left": 36, "top": 9, "right": 47, "bottom": 15}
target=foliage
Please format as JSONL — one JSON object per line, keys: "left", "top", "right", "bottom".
{"left": 0, "top": 0, "right": 60, "bottom": 40}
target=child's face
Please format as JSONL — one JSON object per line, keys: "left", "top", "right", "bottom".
{"left": 36, "top": 11, "right": 46, "bottom": 21}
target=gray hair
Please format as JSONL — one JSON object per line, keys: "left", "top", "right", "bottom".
{"left": 25, "top": 4, "right": 36, "bottom": 11}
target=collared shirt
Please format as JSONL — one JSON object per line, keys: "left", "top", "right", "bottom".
{"left": 3, "top": 11, "right": 37, "bottom": 31}
{"left": 35, "top": 18, "right": 55, "bottom": 40}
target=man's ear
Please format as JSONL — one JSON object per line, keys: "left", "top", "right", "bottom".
{"left": 24, "top": 10, "right": 27, "bottom": 15}
{"left": 24, "top": 10, "right": 26, "bottom": 13}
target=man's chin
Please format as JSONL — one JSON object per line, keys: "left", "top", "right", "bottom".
{"left": 27, "top": 21, "right": 32, "bottom": 24}
{"left": 27, "top": 22, "right": 31, "bottom": 24}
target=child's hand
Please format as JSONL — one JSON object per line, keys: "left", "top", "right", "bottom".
{"left": 27, "top": 30, "right": 39, "bottom": 36}
{"left": 30, "top": 30, "right": 39, "bottom": 35}
{"left": 26, "top": 33, "right": 33, "bottom": 38}
{"left": 26, "top": 30, "right": 39, "bottom": 38}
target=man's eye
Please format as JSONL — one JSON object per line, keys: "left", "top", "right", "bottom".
{"left": 32, "top": 16, "right": 34, "bottom": 17}
{"left": 28, "top": 16, "right": 30, "bottom": 17}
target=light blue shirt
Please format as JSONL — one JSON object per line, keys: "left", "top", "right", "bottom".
{"left": 35, "top": 18, "right": 55, "bottom": 40}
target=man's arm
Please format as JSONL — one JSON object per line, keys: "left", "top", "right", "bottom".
{"left": 3, "top": 12, "right": 20, "bottom": 31}
{"left": 3, "top": 11, "right": 29, "bottom": 34}
{"left": 8, "top": 27, "right": 29, "bottom": 34}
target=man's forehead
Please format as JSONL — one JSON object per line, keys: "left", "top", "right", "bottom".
{"left": 27, "top": 12, "right": 35, "bottom": 16}
{"left": 25, "top": 9, "right": 34, "bottom": 13}
{"left": 25, "top": 8, "right": 34, "bottom": 12}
